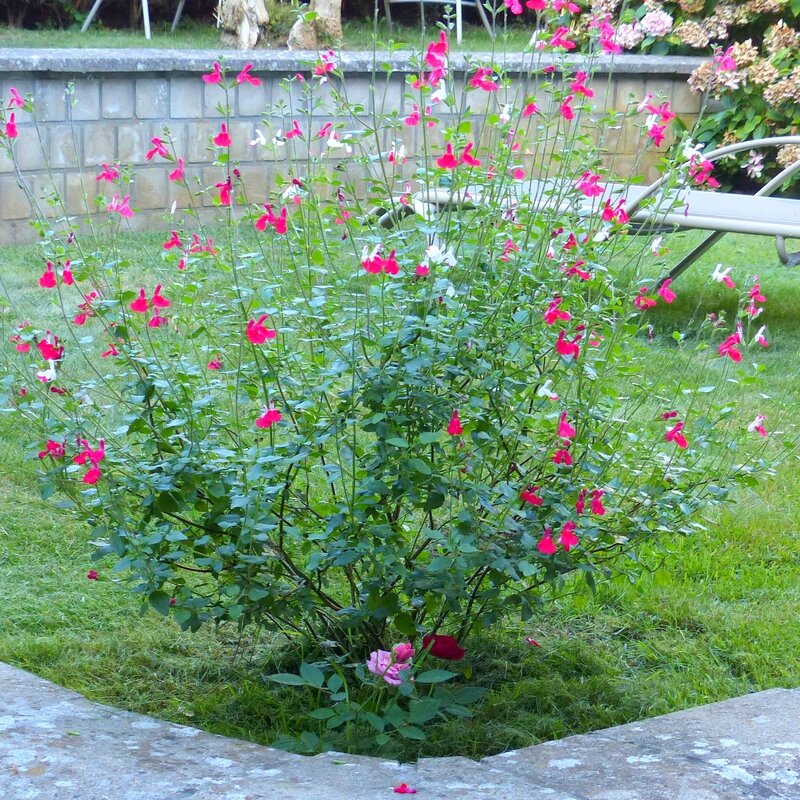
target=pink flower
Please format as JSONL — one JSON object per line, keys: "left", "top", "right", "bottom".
{"left": 633, "top": 288, "right": 657, "bottom": 310}
{"left": 601, "top": 198, "right": 629, "bottom": 224}
{"left": 537, "top": 528, "right": 557, "bottom": 555}
{"left": 285, "top": 120, "right": 302, "bottom": 139}
{"left": 256, "top": 406, "right": 282, "bottom": 429}
{"left": 718, "top": 330, "right": 742, "bottom": 362}
{"left": 130, "top": 289, "right": 149, "bottom": 314}
{"left": 61, "top": 263, "right": 73, "bottom": 285}
{"left": 8, "top": 87, "right": 24, "bottom": 108}
{"left": 39, "top": 261, "right": 57, "bottom": 289}
{"left": 213, "top": 122, "right": 232, "bottom": 148}
{"left": 366, "top": 649, "right": 411, "bottom": 686}
{"left": 236, "top": 64, "right": 261, "bottom": 86}
{"left": 714, "top": 46, "right": 736, "bottom": 71}
{"left": 505, "top": 0, "right": 523, "bottom": 14}
{"left": 524, "top": 636, "right": 541, "bottom": 646}
{"left": 100, "top": 344, "right": 119, "bottom": 358}
{"left": 590, "top": 489, "right": 606, "bottom": 515}
{"left": 599, "top": 20, "right": 622, "bottom": 53}
{"left": 163, "top": 231, "right": 183, "bottom": 250}
{"left": 436, "top": 143, "right": 460, "bottom": 170}
{"left": 107, "top": 194, "right": 133, "bottom": 218}
{"left": 665, "top": 421, "right": 688, "bottom": 449}
{"left": 447, "top": 409, "right": 463, "bottom": 436}
{"left": 313, "top": 50, "right": 337, "bottom": 81}
{"left": 557, "top": 411, "right": 576, "bottom": 440}
{"left": 526, "top": 0, "right": 547, "bottom": 8}
{"left": 556, "top": 330, "right": 580, "bottom": 359}
{"left": 510, "top": 167, "right": 526, "bottom": 180}
{"left": 37, "top": 335, "right": 63, "bottom": 361}
{"left": 521, "top": 485, "right": 543, "bottom": 506}
{"left": 570, "top": 71, "right": 594, "bottom": 98}
{"left": 553, "top": 448, "right": 572, "bottom": 466}
{"left": 470, "top": 68, "right": 498, "bottom": 92}
{"left": 559, "top": 520, "right": 579, "bottom": 551}
{"left": 95, "top": 163, "right": 120, "bottom": 182}
{"left": 216, "top": 177, "right": 232, "bottom": 206}
{"left": 748, "top": 415, "right": 767, "bottom": 437}
{"left": 657, "top": 278, "right": 676, "bottom": 304}
{"left": 246, "top": 315, "right": 277, "bottom": 344}
{"left": 83, "top": 466, "right": 102, "bottom": 484}
{"left": 87, "top": 569, "right": 99, "bottom": 580}
{"left": 560, "top": 95, "right": 574, "bottom": 120}
{"left": 151, "top": 284, "right": 170, "bottom": 309}
{"left": 38, "top": 439, "right": 66, "bottom": 459}
{"left": 392, "top": 643, "right": 415, "bottom": 662}
{"left": 575, "top": 171, "right": 603, "bottom": 197}
{"left": 522, "top": 100, "right": 539, "bottom": 117}
{"left": 148, "top": 314, "right": 168, "bottom": 329}
{"left": 575, "top": 488, "right": 587, "bottom": 513}
{"left": 553, "top": 0, "right": 580, "bottom": 12}
{"left": 753, "top": 326, "right": 768, "bottom": 348}
{"left": 168, "top": 158, "right": 185, "bottom": 183}
{"left": 549, "top": 26, "right": 576, "bottom": 51}
{"left": 647, "top": 123, "right": 667, "bottom": 147}
{"left": 202, "top": 62, "right": 223, "bottom": 84}
{"left": 255, "top": 205, "right": 289, "bottom": 235}
{"left": 145, "top": 137, "right": 168, "bottom": 160}
{"left": 5, "top": 112, "right": 17, "bottom": 139}
{"left": 393, "top": 784, "right": 418, "bottom": 795}
{"left": 207, "top": 357, "right": 223, "bottom": 370}
{"left": 460, "top": 142, "right": 481, "bottom": 167}
{"left": 415, "top": 264, "right": 430, "bottom": 277}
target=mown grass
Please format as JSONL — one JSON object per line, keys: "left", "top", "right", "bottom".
{"left": 0, "top": 18, "right": 525, "bottom": 53}
{"left": 1, "top": 229, "right": 800, "bottom": 761}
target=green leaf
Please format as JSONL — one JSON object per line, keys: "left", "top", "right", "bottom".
{"left": 300, "top": 662, "right": 325, "bottom": 688}
{"left": 364, "top": 711, "right": 385, "bottom": 731}
{"left": 409, "top": 698, "right": 441, "bottom": 724}
{"left": 148, "top": 590, "right": 171, "bottom": 616}
{"left": 419, "top": 431, "right": 441, "bottom": 444}
{"left": 415, "top": 669, "right": 458, "bottom": 684}
{"left": 397, "top": 725, "right": 426, "bottom": 740}
{"left": 307, "top": 707, "right": 336, "bottom": 720}
{"left": 266, "top": 673, "right": 307, "bottom": 686}
{"left": 452, "top": 686, "right": 487, "bottom": 705}
{"left": 385, "top": 437, "right": 409, "bottom": 448}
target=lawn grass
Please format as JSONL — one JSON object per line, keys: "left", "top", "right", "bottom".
{"left": 0, "top": 18, "right": 523, "bottom": 53}
{"left": 1, "top": 229, "right": 800, "bottom": 761}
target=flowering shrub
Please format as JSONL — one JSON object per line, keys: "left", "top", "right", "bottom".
{"left": 0, "top": 6, "right": 777, "bottom": 751}
{"left": 688, "top": 21, "right": 800, "bottom": 189}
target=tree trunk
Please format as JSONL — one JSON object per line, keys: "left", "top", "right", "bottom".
{"left": 287, "top": 0, "right": 342, "bottom": 50}
{"left": 218, "top": 0, "right": 270, "bottom": 50}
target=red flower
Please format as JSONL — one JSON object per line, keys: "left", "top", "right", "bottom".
{"left": 236, "top": 64, "right": 261, "bottom": 86}
{"left": 590, "top": 489, "right": 606, "bottom": 516}
{"left": 559, "top": 520, "right": 580, "bottom": 551}
{"left": 255, "top": 407, "right": 282, "bottom": 429}
{"left": 130, "top": 288, "right": 149, "bottom": 314}
{"left": 422, "top": 633, "right": 465, "bottom": 660}
{"left": 213, "top": 122, "right": 232, "bottom": 148}
{"left": 5, "top": 112, "right": 17, "bottom": 139}
{"left": 39, "top": 261, "right": 57, "bottom": 288}
{"left": 537, "top": 528, "right": 557, "bottom": 555}
{"left": 436, "top": 143, "right": 460, "bottom": 170}
{"left": 246, "top": 314, "right": 277, "bottom": 344}
{"left": 520, "top": 485, "right": 542, "bottom": 506}
{"left": 168, "top": 158, "right": 185, "bottom": 183}
{"left": 216, "top": 177, "right": 232, "bottom": 206}
{"left": 447, "top": 409, "right": 463, "bottom": 436}
{"left": 95, "top": 163, "right": 120, "bottom": 182}
{"left": 557, "top": 411, "right": 576, "bottom": 440}
{"left": 163, "top": 231, "right": 183, "bottom": 250}
{"left": 38, "top": 440, "right": 65, "bottom": 459}
{"left": 202, "top": 62, "right": 223, "bottom": 84}
{"left": 393, "top": 785, "right": 417, "bottom": 795}
{"left": 145, "top": 137, "right": 168, "bottom": 160}
{"left": 665, "top": 421, "right": 688, "bottom": 449}
{"left": 151, "top": 284, "right": 170, "bottom": 309}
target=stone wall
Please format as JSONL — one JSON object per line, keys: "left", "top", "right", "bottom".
{"left": 0, "top": 49, "right": 704, "bottom": 244}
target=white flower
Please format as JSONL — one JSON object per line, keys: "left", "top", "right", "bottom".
{"left": 425, "top": 241, "right": 457, "bottom": 267}
{"left": 536, "top": 379, "right": 559, "bottom": 401}
{"left": 271, "top": 130, "right": 286, "bottom": 147}
{"left": 499, "top": 104, "right": 512, "bottom": 124}
{"left": 36, "top": 361, "right": 57, "bottom": 383}
{"left": 250, "top": 128, "right": 267, "bottom": 147}
{"left": 326, "top": 132, "right": 353, "bottom": 154}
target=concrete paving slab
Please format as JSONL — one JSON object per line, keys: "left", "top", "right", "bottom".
{"left": 2, "top": 661, "right": 800, "bottom": 800}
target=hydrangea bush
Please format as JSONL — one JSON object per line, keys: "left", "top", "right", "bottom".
{"left": 0, "top": 3, "right": 776, "bottom": 752}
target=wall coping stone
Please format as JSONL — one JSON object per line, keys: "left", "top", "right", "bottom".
{"left": 0, "top": 47, "right": 705, "bottom": 76}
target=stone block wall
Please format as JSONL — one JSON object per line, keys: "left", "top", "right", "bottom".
{"left": 0, "top": 49, "right": 704, "bottom": 244}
